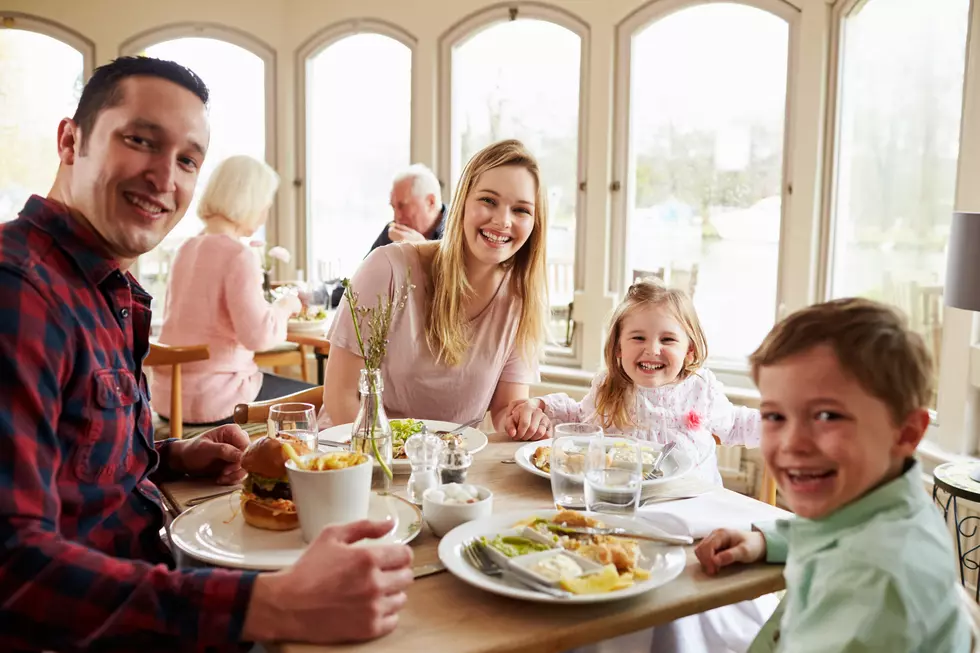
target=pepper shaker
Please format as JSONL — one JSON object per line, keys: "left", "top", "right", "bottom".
{"left": 404, "top": 432, "right": 445, "bottom": 504}
{"left": 438, "top": 436, "right": 473, "bottom": 484}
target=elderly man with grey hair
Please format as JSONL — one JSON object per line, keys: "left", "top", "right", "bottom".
{"left": 373, "top": 163, "right": 446, "bottom": 247}
{"left": 331, "top": 163, "right": 447, "bottom": 306}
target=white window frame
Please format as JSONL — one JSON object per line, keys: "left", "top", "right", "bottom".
{"left": 0, "top": 12, "right": 94, "bottom": 79}
{"left": 119, "top": 23, "right": 278, "bottom": 266}
{"left": 295, "top": 19, "right": 417, "bottom": 275}
{"left": 611, "top": 0, "right": 801, "bottom": 390}
{"left": 437, "top": 3, "right": 591, "bottom": 368}
{"left": 820, "top": 0, "right": 979, "bottom": 460}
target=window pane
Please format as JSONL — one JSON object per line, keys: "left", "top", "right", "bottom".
{"left": 627, "top": 4, "right": 788, "bottom": 363}
{"left": 136, "top": 37, "right": 266, "bottom": 314}
{"left": 830, "top": 0, "right": 969, "bottom": 400}
{"left": 451, "top": 19, "right": 581, "bottom": 346}
{"left": 0, "top": 29, "right": 83, "bottom": 222}
{"left": 307, "top": 34, "right": 411, "bottom": 280}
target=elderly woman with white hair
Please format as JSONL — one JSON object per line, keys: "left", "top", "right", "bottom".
{"left": 150, "top": 154, "right": 310, "bottom": 426}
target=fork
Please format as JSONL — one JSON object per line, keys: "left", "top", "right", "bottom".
{"left": 644, "top": 441, "right": 677, "bottom": 480}
{"left": 462, "top": 540, "right": 573, "bottom": 599}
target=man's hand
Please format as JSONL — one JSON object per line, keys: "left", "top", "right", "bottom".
{"left": 167, "top": 424, "right": 250, "bottom": 485}
{"left": 243, "top": 520, "right": 414, "bottom": 644}
{"left": 695, "top": 528, "right": 767, "bottom": 576}
{"left": 387, "top": 223, "right": 425, "bottom": 243}
{"left": 504, "top": 398, "right": 550, "bottom": 441}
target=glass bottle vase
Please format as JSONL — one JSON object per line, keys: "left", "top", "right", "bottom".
{"left": 349, "top": 368, "right": 393, "bottom": 492}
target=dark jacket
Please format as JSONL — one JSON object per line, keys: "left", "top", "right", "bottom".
{"left": 330, "top": 205, "right": 447, "bottom": 307}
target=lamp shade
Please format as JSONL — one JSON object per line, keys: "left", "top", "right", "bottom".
{"left": 945, "top": 212, "right": 980, "bottom": 311}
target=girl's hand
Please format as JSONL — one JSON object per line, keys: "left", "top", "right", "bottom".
{"left": 505, "top": 399, "right": 550, "bottom": 441}
{"left": 695, "top": 528, "right": 767, "bottom": 575}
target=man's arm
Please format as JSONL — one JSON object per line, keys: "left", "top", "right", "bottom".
{"left": 0, "top": 268, "right": 256, "bottom": 652}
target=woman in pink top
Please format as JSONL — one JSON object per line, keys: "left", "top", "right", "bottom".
{"left": 320, "top": 140, "right": 549, "bottom": 433}
{"left": 151, "top": 155, "right": 308, "bottom": 425}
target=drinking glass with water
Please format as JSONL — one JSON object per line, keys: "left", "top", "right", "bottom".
{"left": 268, "top": 402, "right": 319, "bottom": 451}
{"left": 550, "top": 423, "right": 603, "bottom": 509}
{"left": 585, "top": 436, "right": 643, "bottom": 515}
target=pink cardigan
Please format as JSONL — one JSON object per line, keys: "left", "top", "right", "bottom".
{"left": 150, "top": 234, "right": 293, "bottom": 423}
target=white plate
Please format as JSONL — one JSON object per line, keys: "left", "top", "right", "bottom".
{"left": 513, "top": 437, "right": 703, "bottom": 488}
{"left": 169, "top": 491, "right": 422, "bottom": 570}
{"left": 438, "top": 509, "right": 687, "bottom": 604}
{"left": 319, "top": 419, "right": 489, "bottom": 473}
{"left": 287, "top": 318, "right": 328, "bottom": 333}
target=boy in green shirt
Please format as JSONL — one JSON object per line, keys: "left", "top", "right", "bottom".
{"left": 696, "top": 297, "right": 971, "bottom": 652}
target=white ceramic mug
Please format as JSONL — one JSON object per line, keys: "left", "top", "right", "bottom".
{"left": 286, "top": 455, "right": 373, "bottom": 543}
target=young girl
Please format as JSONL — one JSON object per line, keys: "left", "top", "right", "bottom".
{"left": 506, "top": 277, "right": 759, "bottom": 480}
{"left": 505, "top": 277, "right": 772, "bottom": 653}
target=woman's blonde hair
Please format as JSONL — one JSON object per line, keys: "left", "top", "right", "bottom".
{"left": 593, "top": 277, "right": 708, "bottom": 430}
{"left": 198, "top": 154, "right": 280, "bottom": 232}
{"left": 426, "top": 139, "right": 549, "bottom": 367}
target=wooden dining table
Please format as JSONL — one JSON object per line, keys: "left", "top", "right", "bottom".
{"left": 161, "top": 432, "right": 786, "bottom": 653}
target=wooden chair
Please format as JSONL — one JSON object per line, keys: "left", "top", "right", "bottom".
{"left": 233, "top": 385, "right": 324, "bottom": 425}
{"left": 254, "top": 342, "right": 311, "bottom": 383}
{"left": 712, "top": 434, "right": 778, "bottom": 506}
{"left": 144, "top": 343, "right": 210, "bottom": 439}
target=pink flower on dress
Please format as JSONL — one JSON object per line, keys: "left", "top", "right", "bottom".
{"left": 684, "top": 410, "right": 703, "bottom": 431}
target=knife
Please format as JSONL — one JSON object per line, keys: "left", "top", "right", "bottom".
{"left": 546, "top": 523, "right": 693, "bottom": 546}
{"left": 441, "top": 417, "right": 484, "bottom": 436}
{"left": 412, "top": 561, "right": 447, "bottom": 579}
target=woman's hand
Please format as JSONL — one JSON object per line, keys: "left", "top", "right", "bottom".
{"left": 695, "top": 528, "right": 767, "bottom": 576}
{"left": 504, "top": 398, "right": 550, "bottom": 441}
{"left": 276, "top": 292, "right": 303, "bottom": 317}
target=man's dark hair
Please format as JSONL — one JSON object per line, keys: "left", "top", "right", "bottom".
{"left": 72, "top": 56, "right": 209, "bottom": 151}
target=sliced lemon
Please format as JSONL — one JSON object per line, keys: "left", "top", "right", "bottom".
{"left": 633, "top": 567, "right": 651, "bottom": 581}
{"left": 560, "top": 564, "right": 621, "bottom": 595}
{"left": 611, "top": 573, "right": 635, "bottom": 592}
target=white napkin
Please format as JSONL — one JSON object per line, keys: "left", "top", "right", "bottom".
{"left": 638, "top": 490, "right": 792, "bottom": 540}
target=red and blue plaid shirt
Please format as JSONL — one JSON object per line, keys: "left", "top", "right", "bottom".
{"left": 0, "top": 196, "right": 257, "bottom": 652}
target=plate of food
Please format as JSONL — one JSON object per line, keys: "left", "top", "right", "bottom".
{"left": 318, "top": 418, "right": 489, "bottom": 473}
{"left": 287, "top": 306, "right": 329, "bottom": 333}
{"left": 513, "top": 436, "right": 706, "bottom": 487}
{"left": 169, "top": 434, "right": 421, "bottom": 570}
{"left": 438, "top": 509, "right": 686, "bottom": 604}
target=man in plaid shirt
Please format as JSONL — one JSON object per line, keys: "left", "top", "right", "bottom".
{"left": 0, "top": 57, "right": 413, "bottom": 652}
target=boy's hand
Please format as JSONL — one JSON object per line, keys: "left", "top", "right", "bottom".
{"left": 695, "top": 528, "right": 767, "bottom": 575}
{"left": 505, "top": 399, "right": 550, "bottom": 441}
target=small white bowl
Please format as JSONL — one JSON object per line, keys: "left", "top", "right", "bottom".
{"left": 422, "top": 484, "right": 493, "bottom": 537}
{"left": 286, "top": 454, "right": 372, "bottom": 543}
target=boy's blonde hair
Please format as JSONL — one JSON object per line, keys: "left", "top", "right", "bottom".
{"left": 426, "top": 139, "right": 548, "bottom": 367}
{"left": 198, "top": 154, "right": 280, "bottom": 232}
{"left": 749, "top": 297, "right": 933, "bottom": 424}
{"left": 594, "top": 277, "right": 708, "bottom": 430}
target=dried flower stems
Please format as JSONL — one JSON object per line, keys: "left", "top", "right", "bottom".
{"left": 341, "top": 270, "right": 414, "bottom": 480}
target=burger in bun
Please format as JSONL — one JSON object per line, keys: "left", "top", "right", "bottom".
{"left": 240, "top": 434, "right": 312, "bottom": 530}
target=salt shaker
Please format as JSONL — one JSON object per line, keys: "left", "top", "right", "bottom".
{"left": 438, "top": 437, "right": 473, "bottom": 484}
{"left": 404, "top": 432, "right": 445, "bottom": 504}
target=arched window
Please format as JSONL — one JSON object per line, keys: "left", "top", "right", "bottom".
{"left": 121, "top": 25, "right": 274, "bottom": 311}
{"left": 827, "top": 0, "right": 970, "bottom": 401}
{"left": 299, "top": 23, "right": 413, "bottom": 282}
{"left": 0, "top": 14, "right": 92, "bottom": 222}
{"left": 616, "top": 2, "right": 793, "bottom": 365}
{"left": 441, "top": 6, "right": 588, "bottom": 351}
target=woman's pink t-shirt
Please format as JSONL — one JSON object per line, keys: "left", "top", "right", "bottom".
{"left": 320, "top": 243, "right": 538, "bottom": 427}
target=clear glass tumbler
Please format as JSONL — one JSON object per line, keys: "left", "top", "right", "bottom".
{"left": 550, "top": 423, "right": 603, "bottom": 510}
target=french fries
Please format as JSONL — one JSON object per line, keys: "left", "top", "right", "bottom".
{"left": 281, "top": 443, "right": 368, "bottom": 471}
